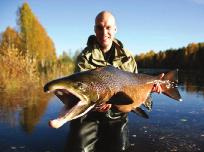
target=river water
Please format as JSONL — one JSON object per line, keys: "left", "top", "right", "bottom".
{"left": 0, "top": 70, "right": 204, "bottom": 152}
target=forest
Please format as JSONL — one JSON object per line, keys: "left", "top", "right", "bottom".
{"left": 0, "top": 3, "right": 76, "bottom": 90}
{"left": 1, "top": 3, "right": 203, "bottom": 91}
{"left": 135, "top": 42, "right": 204, "bottom": 70}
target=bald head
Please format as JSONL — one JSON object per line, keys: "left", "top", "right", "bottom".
{"left": 94, "top": 11, "right": 117, "bottom": 52}
{"left": 95, "top": 11, "right": 116, "bottom": 26}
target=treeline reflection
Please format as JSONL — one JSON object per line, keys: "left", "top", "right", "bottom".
{"left": 0, "top": 88, "right": 51, "bottom": 133}
{"left": 0, "top": 70, "right": 203, "bottom": 133}
{"left": 179, "top": 70, "right": 204, "bottom": 96}
{"left": 139, "top": 69, "right": 204, "bottom": 95}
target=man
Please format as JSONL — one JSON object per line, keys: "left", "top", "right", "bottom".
{"left": 66, "top": 11, "right": 162, "bottom": 152}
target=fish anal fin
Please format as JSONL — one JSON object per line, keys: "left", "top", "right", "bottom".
{"left": 107, "top": 92, "right": 133, "bottom": 105}
{"left": 131, "top": 107, "right": 149, "bottom": 119}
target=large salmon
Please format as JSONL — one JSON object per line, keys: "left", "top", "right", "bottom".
{"left": 44, "top": 66, "right": 182, "bottom": 128}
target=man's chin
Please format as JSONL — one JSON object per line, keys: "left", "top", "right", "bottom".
{"left": 100, "top": 41, "right": 112, "bottom": 48}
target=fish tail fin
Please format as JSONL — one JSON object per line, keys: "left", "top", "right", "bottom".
{"left": 160, "top": 70, "right": 182, "bottom": 101}
{"left": 162, "top": 69, "right": 178, "bottom": 82}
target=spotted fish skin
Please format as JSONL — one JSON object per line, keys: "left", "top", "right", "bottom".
{"left": 44, "top": 66, "right": 182, "bottom": 128}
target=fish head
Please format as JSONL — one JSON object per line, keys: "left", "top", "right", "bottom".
{"left": 44, "top": 74, "right": 100, "bottom": 128}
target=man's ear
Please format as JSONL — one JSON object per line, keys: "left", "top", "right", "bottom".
{"left": 94, "top": 25, "right": 96, "bottom": 33}
{"left": 115, "top": 26, "right": 117, "bottom": 33}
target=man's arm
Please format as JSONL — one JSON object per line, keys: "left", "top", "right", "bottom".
{"left": 75, "top": 50, "right": 96, "bottom": 72}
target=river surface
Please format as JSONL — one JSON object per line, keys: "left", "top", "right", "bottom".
{"left": 0, "top": 70, "right": 204, "bottom": 152}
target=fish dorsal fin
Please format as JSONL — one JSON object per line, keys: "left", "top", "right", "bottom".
{"left": 131, "top": 107, "right": 149, "bottom": 119}
{"left": 107, "top": 92, "right": 133, "bottom": 105}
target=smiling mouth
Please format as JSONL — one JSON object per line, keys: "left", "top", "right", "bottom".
{"left": 102, "top": 37, "right": 109, "bottom": 42}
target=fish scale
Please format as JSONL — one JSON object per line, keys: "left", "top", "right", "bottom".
{"left": 44, "top": 65, "right": 182, "bottom": 129}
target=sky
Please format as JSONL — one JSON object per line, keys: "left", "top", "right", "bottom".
{"left": 0, "top": 0, "right": 204, "bottom": 56}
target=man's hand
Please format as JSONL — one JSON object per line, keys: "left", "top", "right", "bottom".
{"left": 95, "top": 103, "right": 112, "bottom": 112}
{"left": 151, "top": 73, "right": 164, "bottom": 94}
{"left": 95, "top": 73, "right": 165, "bottom": 112}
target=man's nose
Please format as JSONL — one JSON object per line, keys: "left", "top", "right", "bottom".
{"left": 101, "top": 28, "right": 108, "bottom": 35}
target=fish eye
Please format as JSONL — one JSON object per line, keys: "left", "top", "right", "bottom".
{"left": 76, "top": 82, "right": 87, "bottom": 91}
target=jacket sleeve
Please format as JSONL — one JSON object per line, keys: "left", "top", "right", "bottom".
{"left": 75, "top": 49, "right": 96, "bottom": 72}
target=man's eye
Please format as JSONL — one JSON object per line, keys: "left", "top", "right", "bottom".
{"left": 95, "top": 25, "right": 103, "bottom": 31}
{"left": 95, "top": 25, "right": 112, "bottom": 31}
{"left": 106, "top": 26, "right": 112, "bottom": 30}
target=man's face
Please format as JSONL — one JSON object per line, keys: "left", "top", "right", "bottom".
{"left": 94, "top": 15, "right": 117, "bottom": 49}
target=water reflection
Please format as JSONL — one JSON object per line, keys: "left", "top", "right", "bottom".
{"left": 179, "top": 70, "right": 204, "bottom": 96}
{"left": 0, "top": 88, "right": 50, "bottom": 133}
{"left": 0, "top": 70, "right": 204, "bottom": 152}
{"left": 140, "top": 69, "right": 204, "bottom": 96}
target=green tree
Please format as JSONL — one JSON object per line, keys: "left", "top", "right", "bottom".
{"left": 58, "top": 51, "right": 73, "bottom": 64}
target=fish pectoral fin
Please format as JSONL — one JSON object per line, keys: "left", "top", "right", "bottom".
{"left": 107, "top": 92, "right": 134, "bottom": 105}
{"left": 131, "top": 107, "right": 149, "bottom": 119}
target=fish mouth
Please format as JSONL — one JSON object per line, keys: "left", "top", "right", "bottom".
{"left": 54, "top": 89, "right": 82, "bottom": 108}
{"left": 46, "top": 88, "right": 92, "bottom": 129}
